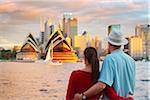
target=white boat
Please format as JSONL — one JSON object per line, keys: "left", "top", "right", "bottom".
{"left": 44, "top": 60, "right": 63, "bottom": 65}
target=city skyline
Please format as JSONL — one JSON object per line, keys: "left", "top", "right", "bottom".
{"left": 0, "top": 0, "right": 149, "bottom": 49}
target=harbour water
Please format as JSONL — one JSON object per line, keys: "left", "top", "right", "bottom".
{"left": 0, "top": 61, "right": 149, "bottom": 100}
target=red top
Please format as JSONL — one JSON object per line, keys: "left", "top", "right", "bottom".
{"left": 66, "top": 70, "right": 133, "bottom": 100}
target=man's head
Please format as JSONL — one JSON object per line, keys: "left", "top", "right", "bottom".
{"left": 107, "top": 30, "right": 128, "bottom": 52}
{"left": 108, "top": 42, "right": 121, "bottom": 53}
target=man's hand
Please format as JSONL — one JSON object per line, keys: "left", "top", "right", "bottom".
{"left": 74, "top": 93, "right": 82, "bottom": 100}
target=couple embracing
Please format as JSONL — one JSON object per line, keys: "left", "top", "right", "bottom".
{"left": 66, "top": 30, "right": 136, "bottom": 100}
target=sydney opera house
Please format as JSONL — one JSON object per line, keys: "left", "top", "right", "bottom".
{"left": 16, "top": 33, "right": 40, "bottom": 61}
{"left": 16, "top": 14, "right": 79, "bottom": 62}
{"left": 44, "top": 29, "right": 78, "bottom": 62}
{"left": 16, "top": 28, "right": 78, "bottom": 62}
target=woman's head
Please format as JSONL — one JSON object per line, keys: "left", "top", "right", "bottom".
{"left": 84, "top": 47, "right": 100, "bottom": 83}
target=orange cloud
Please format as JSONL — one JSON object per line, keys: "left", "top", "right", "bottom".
{"left": 0, "top": 2, "right": 18, "bottom": 13}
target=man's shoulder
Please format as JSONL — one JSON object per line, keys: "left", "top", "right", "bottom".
{"left": 104, "top": 54, "right": 114, "bottom": 61}
{"left": 123, "top": 52, "right": 135, "bottom": 62}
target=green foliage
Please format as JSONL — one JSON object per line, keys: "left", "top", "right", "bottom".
{"left": 0, "top": 50, "right": 17, "bottom": 60}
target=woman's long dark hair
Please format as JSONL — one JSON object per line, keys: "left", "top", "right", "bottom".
{"left": 84, "top": 47, "right": 100, "bottom": 84}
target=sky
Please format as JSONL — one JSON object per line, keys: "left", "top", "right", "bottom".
{"left": 0, "top": 0, "right": 149, "bottom": 49}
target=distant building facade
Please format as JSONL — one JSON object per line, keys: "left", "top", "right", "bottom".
{"left": 40, "top": 31, "right": 44, "bottom": 45}
{"left": 13, "top": 45, "right": 22, "bottom": 52}
{"left": 136, "top": 24, "right": 150, "bottom": 60}
{"left": 108, "top": 24, "right": 121, "bottom": 34}
{"left": 129, "top": 36, "right": 143, "bottom": 60}
{"left": 63, "top": 13, "right": 72, "bottom": 36}
{"left": 63, "top": 13, "right": 78, "bottom": 48}
{"left": 124, "top": 37, "right": 129, "bottom": 54}
{"left": 90, "top": 36, "right": 102, "bottom": 57}
{"left": 0, "top": 47, "right": 5, "bottom": 59}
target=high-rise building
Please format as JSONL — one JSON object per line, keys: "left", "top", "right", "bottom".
{"left": 40, "top": 31, "right": 44, "bottom": 45}
{"left": 74, "top": 35, "right": 87, "bottom": 58}
{"left": 136, "top": 24, "right": 150, "bottom": 60}
{"left": 36, "top": 38, "right": 40, "bottom": 46}
{"left": 44, "top": 18, "right": 52, "bottom": 44}
{"left": 129, "top": 36, "right": 143, "bottom": 60}
{"left": 62, "top": 13, "right": 78, "bottom": 48}
{"left": 50, "top": 25, "right": 54, "bottom": 35}
{"left": 108, "top": 24, "right": 121, "bottom": 34}
{"left": 95, "top": 36, "right": 102, "bottom": 55}
{"left": 124, "top": 37, "right": 129, "bottom": 54}
{"left": 63, "top": 13, "right": 72, "bottom": 36}
{"left": 90, "top": 36, "right": 102, "bottom": 56}
{"left": 74, "top": 35, "right": 87, "bottom": 51}
{"left": 70, "top": 17, "right": 78, "bottom": 47}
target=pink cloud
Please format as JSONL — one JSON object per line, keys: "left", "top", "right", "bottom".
{"left": 0, "top": 2, "right": 18, "bottom": 13}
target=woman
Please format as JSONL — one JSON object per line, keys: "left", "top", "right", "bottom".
{"left": 66, "top": 47, "right": 133, "bottom": 100}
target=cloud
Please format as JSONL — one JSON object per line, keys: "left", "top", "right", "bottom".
{"left": 0, "top": 0, "right": 148, "bottom": 48}
{"left": 0, "top": 36, "right": 14, "bottom": 44}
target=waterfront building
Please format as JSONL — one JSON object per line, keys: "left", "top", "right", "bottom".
{"left": 50, "top": 25, "right": 54, "bottom": 35}
{"left": 40, "top": 31, "right": 44, "bottom": 45}
{"left": 13, "top": 45, "right": 22, "bottom": 52}
{"left": 63, "top": 13, "right": 72, "bottom": 36}
{"left": 62, "top": 13, "right": 78, "bottom": 48}
{"left": 74, "top": 35, "right": 87, "bottom": 51}
{"left": 90, "top": 36, "right": 102, "bottom": 56}
{"left": 0, "top": 47, "right": 5, "bottom": 59}
{"left": 136, "top": 24, "right": 150, "bottom": 60}
{"left": 124, "top": 37, "right": 130, "bottom": 54}
{"left": 44, "top": 18, "right": 53, "bottom": 44}
{"left": 74, "top": 32, "right": 90, "bottom": 58}
{"left": 95, "top": 36, "right": 102, "bottom": 56}
{"left": 129, "top": 36, "right": 143, "bottom": 60}
{"left": 108, "top": 24, "right": 121, "bottom": 34}
{"left": 70, "top": 17, "right": 78, "bottom": 47}
{"left": 16, "top": 33, "right": 40, "bottom": 60}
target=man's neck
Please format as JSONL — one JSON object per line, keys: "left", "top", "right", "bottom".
{"left": 110, "top": 48, "right": 121, "bottom": 53}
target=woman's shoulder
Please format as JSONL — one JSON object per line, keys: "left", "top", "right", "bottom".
{"left": 71, "top": 69, "right": 82, "bottom": 75}
{"left": 71, "top": 69, "right": 91, "bottom": 78}
{"left": 69, "top": 70, "right": 82, "bottom": 81}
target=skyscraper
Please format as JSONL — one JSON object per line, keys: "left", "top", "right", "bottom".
{"left": 70, "top": 17, "right": 78, "bottom": 47}
{"left": 129, "top": 36, "right": 143, "bottom": 60}
{"left": 40, "top": 17, "right": 45, "bottom": 45}
{"left": 40, "top": 32, "right": 44, "bottom": 45}
{"left": 63, "top": 13, "right": 72, "bottom": 36}
{"left": 44, "top": 18, "right": 52, "bottom": 44}
{"left": 136, "top": 24, "right": 150, "bottom": 60}
{"left": 62, "top": 13, "right": 78, "bottom": 48}
{"left": 108, "top": 24, "right": 121, "bottom": 34}
{"left": 50, "top": 25, "right": 54, "bottom": 35}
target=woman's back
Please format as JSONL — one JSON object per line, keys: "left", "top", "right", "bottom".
{"left": 66, "top": 70, "right": 101, "bottom": 100}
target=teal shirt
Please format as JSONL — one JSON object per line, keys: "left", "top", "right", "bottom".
{"left": 99, "top": 49, "right": 136, "bottom": 99}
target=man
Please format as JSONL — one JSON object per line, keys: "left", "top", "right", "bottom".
{"left": 74, "top": 30, "right": 136, "bottom": 100}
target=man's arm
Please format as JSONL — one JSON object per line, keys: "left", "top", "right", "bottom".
{"left": 74, "top": 81, "right": 106, "bottom": 99}
{"left": 84, "top": 81, "right": 106, "bottom": 97}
